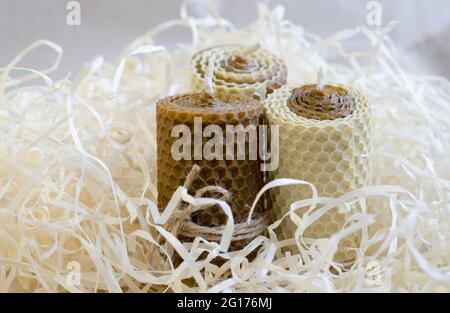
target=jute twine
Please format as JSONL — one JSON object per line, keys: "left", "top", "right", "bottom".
{"left": 151, "top": 165, "right": 267, "bottom": 269}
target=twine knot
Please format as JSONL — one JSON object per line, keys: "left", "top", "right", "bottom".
{"left": 151, "top": 165, "right": 267, "bottom": 269}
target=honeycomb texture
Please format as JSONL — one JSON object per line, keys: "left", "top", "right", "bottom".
{"left": 191, "top": 45, "right": 287, "bottom": 99}
{"left": 157, "top": 92, "right": 265, "bottom": 235}
{"left": 264, "top": 84, "right": 371, "bottom": 262}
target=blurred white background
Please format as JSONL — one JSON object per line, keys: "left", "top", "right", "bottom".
{"left": 0, "top": 0, "right": 449, "bottom": 78}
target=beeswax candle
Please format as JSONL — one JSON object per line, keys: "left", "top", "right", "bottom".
{"left": 157, "top": 92, "right": 265, "bottom": 233}
{"left": 265, "top": 83, "right": 371, "bottom": 262}
{"left": 191, "top": 45, "right": 287, "bottom": 99}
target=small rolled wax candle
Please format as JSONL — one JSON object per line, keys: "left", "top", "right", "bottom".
{"left": 157, "top": 91, "right": 265, "bottom": 236}
{"left": 191, "top": 44, "right": 287, "bottom": 99}
{"left": 264, "top": 83, "right": 371, "bottom": 262}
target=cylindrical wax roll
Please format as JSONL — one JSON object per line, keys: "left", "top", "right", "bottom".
{"left": 191, "top": 45, "right": 287, "bottom": 99}
{"left": 264, "top": 84, "right": 371, "bottom": 262}
{"left": 157, "top": 92, "right": 265, "bottom": 230}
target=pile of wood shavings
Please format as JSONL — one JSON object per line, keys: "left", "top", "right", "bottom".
{"left": 0, "top": 2, "right": 449, "bottom": 292}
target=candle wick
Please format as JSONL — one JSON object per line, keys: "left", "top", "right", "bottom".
{"left": 317, "top": 68, "right": 325, "bottom": 90}
{"left": 241, "top": 43, "right": 260, "bottom": 56}
{"left": 205, "top": 63, "right": 215, "bottom": 96}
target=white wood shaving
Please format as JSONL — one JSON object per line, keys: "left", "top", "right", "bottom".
{"left": 0, "top": 2, "right": 449, "bottom": 293}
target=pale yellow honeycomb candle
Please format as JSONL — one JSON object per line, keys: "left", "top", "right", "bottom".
{"left": 191, "top": 44, "right": 287, "bottom": 99}
{"left": 264, "top": 80, "right": 371, "bottom": 262}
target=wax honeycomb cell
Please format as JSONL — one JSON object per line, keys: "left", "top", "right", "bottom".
{"left": 264, "top": 84, "right": 371, "bottom": 262}
{"left": 191, "top": 45, "right": 287, "bottom": 99}
{"left": 157, "top": 92, "right": 266, "bottom": 239}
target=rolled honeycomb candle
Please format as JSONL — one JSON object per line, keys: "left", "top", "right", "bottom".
{"left": 191, "top": 45, "right": 287, "bottom": 99}
{"left": 264, "top": 83, "right": 371, "bottom": 262}
{"left": 157, "top": 91, "right": 265, "bottom": 235}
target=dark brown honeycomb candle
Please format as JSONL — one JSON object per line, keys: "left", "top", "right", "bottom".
{"left": 157, "top": 91, "right": 265, "bottom": 234}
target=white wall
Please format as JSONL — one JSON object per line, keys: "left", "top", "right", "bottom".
{"left": 0, "top": 0, "right": 449, "bottom": 78}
